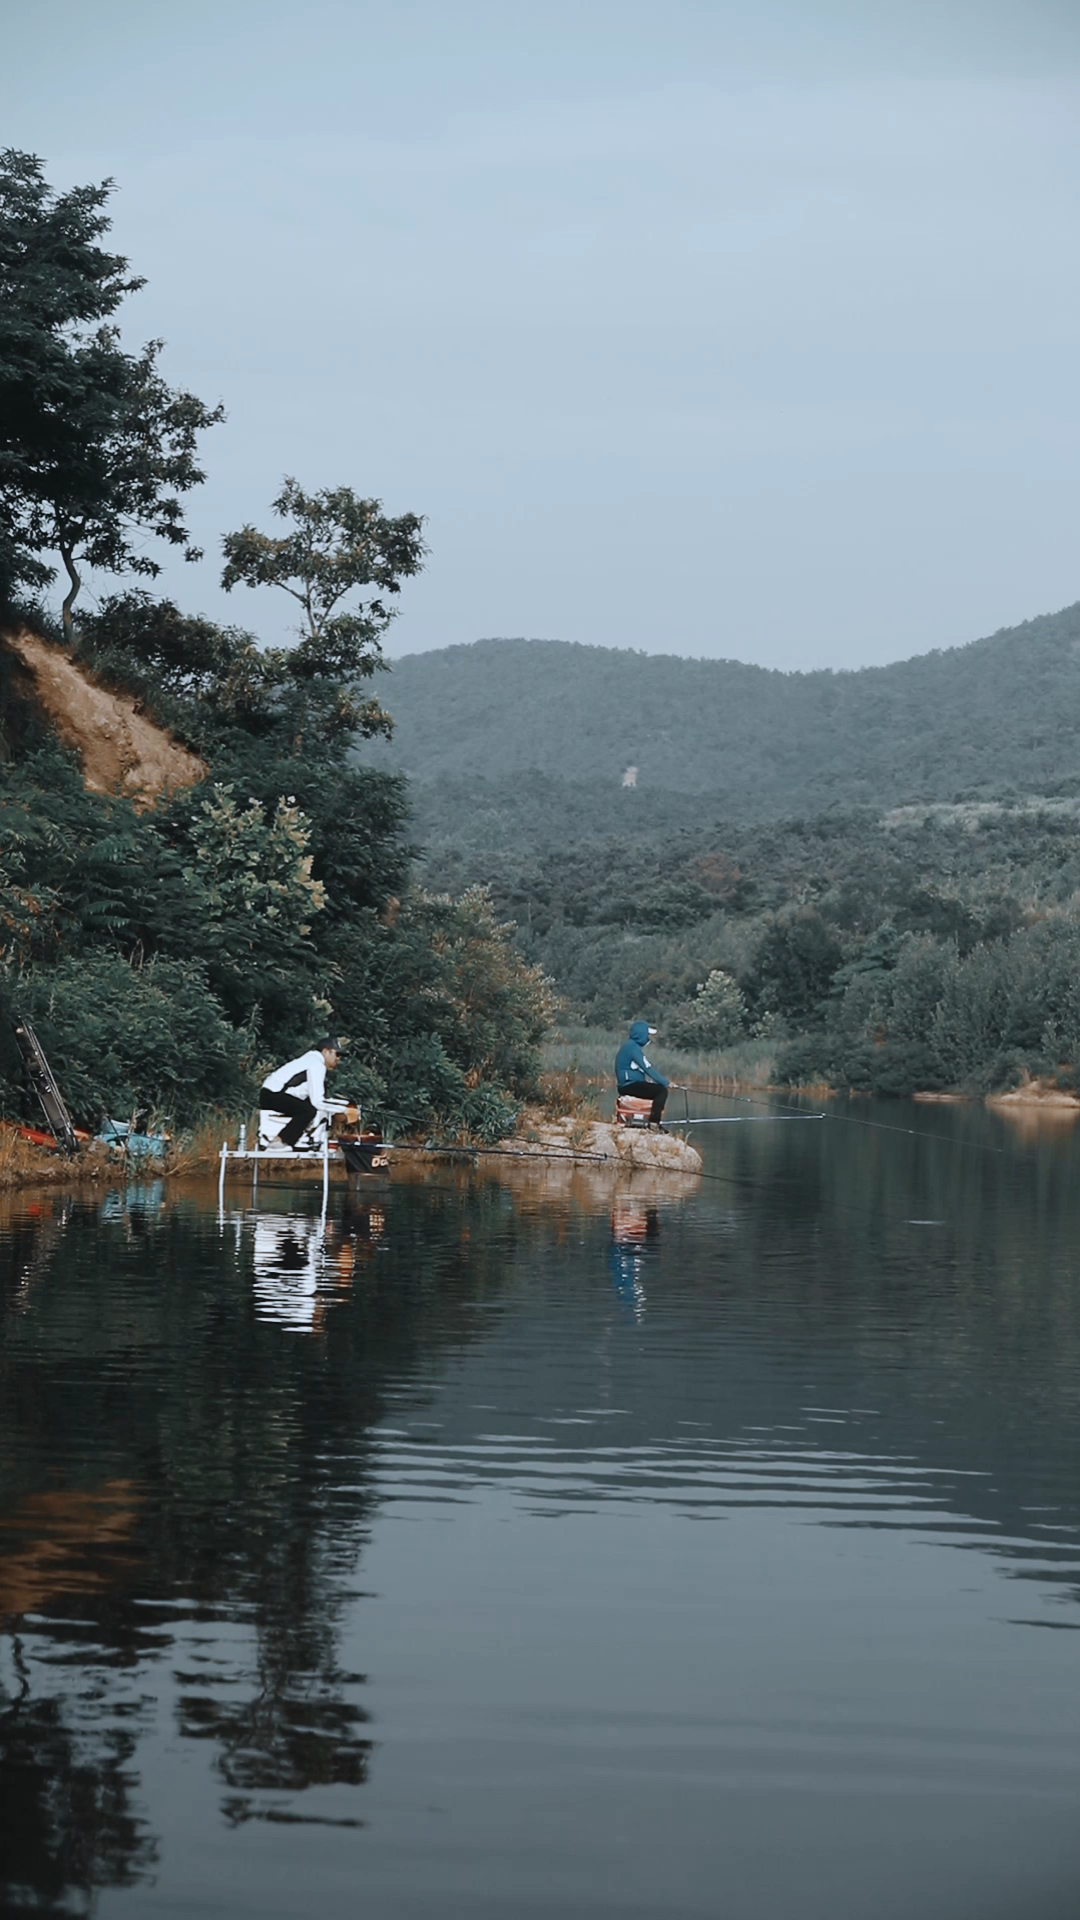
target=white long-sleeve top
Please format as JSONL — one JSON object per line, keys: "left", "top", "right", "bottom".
{"left": 261, "top": 1049, "right": 327, "bottom": 1111}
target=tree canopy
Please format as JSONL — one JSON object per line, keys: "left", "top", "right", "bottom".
{"left": 0, "top": 149, "right": 223, "bottom": 633}
{"left": 221, "top": 478, "right": 426, "bottom": 741}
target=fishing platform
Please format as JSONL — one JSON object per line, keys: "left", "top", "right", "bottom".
{"left": 217, "top": 1114, "right": 391, "bottom": 1207}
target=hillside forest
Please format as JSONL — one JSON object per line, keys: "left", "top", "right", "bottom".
{"left": 0, "top": 151, "right": 550, "bottom": 1140}
{"left": 365, "top": 612, "right": 1080, "bottom": 810}
{"left": 406, "top": 772, "right": 1080, "bottom": 1097}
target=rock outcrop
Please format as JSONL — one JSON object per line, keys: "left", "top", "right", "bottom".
{"left": 510, "top": 1118, "right": 702, "bottom": 1176}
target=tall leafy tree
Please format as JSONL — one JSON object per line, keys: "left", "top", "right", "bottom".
{"left": 0, "top": 149, "right": 136, "bottom": 599}
{"left": 0, "top": 149, "right": 223, "bottom": 636}
{"left": 221, "top": 478, "right": 426, "bottom": 741}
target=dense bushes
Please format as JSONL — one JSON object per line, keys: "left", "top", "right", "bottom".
{"left": 6, "top": 954, "right": 248, "bottom": 1125}
{"left": 776, "top": 919, "right": 1080, "bottom": 1096}
{"left": 322, "top": 888, "right": 554, "bottom": 1139}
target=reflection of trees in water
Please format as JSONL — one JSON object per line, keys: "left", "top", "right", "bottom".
{"left": 1, "top": 1629, "right": 156, "bottom": 1917}
{"left": 0, "top": 1183, "right": 524, "bottom": 1897}
{"left": 177, "top": 1531, "right": 372, "bottom": 1827}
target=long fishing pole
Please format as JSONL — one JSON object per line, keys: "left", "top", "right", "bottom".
{"left": 675, "top": 1084, "right": 828, "bottom": 1120}
{"left": 678, "top": 1082, "right": 1026, "bottom": 1160}
{"left": 388, "top": 1140, "right": 613, "bottom": 1166}
{"left": 659, "top": 1082, "right": 826, "bottom": 1127}
{"left": 661, "top": 1114, "right": 826, "bottom": 1126}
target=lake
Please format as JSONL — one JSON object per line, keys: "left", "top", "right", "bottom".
{"left": 3, "top": 1097, "right": 1080, "bottom": 1919}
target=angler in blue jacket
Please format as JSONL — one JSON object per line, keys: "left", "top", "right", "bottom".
{"left": 614, "top": 1020, "right": 670, "bottom": 1126}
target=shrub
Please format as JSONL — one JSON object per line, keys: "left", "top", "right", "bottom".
{"left": 330, "top": 887, "right": 554, "bottom": 1135}
{"left": 14, "top": 954, "right": 249, "bottom": 1127}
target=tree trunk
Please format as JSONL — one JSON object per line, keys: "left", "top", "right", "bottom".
{"left": 59, "top": 542, "right": 81, "bottom": 646}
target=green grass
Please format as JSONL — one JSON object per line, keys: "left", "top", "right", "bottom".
{"left": 541, "top": 1027, "right": 778, "bottom": 1089}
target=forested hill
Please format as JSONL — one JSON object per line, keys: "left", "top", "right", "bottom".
{"left": 369, "top": 603, "right": 1080, "bottom": 814}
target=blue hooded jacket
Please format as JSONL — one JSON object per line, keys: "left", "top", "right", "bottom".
{"left": 614, "top": 1020, "right": 669, "bottom": 1090}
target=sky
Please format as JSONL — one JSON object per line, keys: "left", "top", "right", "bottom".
{"left": 7, "top": 0, "right": 1080, "bottom": 669}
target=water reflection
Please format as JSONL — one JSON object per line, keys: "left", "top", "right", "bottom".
{"left": 608, "top": 1198, "right": 659, "bottom": 1320}
{"left": 249, "top": 1203, "right": 389, "bottom": 1333}
{"left": 251, "top": 1214, "right": 326, "bottom": 1331}
{"left": 2, "top": 1107, "right": 1080, "bottom": 1916}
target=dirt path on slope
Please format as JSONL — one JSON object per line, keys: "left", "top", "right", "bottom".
{"left": 3, "top": 627, "right": 206, "bottom": 806}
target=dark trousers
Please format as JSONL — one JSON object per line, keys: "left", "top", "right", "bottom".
{"left": 617, "top": 1081, "right": 668, "bottom": 1125}
{"left": 260, "top": 1088, "right": 318, "bottom": 1148}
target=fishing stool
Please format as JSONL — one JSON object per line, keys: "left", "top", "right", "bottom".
{"left": 615, "top": 1094, "right": 655, "bottom": 1127}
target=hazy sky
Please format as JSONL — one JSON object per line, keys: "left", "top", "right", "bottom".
{"left": 8, "top": 0, "right": 1080, "bottom": 667}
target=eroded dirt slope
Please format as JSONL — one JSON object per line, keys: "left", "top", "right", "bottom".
{"left": 3, "top": 627, "right": 206, "bottom": 806}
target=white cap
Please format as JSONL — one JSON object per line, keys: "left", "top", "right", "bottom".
{"left": 647, "top": 1025, "right": 657, "bottom": 1036}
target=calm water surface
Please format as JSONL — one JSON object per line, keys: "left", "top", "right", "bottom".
{"left": 3, "top": 1099, "right": 1080, "bottom": 1918}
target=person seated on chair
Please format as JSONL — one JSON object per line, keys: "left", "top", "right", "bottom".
{"left": 614, "top": 1019, "right": 669, "bottom": 1126}
{"left": 259, "top": 1036, "right": 343, "bottom": 1149}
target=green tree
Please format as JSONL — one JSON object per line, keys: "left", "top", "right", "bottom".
{"left": 330, "top": 888, "right": 554, "bottom": 1138}
{"left": 181, "top": 784, "right": 327, "bottom": 1031}
{"left": 221, "top": 478, "right": 426, "bottom": 742}
{"left": 0, "top": 150, "right": 223, "bottom": 636}
{"left": 751, "top": 909, "right": 844, "bottom": 1029}
{"left": 667, "top": 968, "right": 747, "bottom": 1048}
{"left": 1, "top": 149, "right": 138, "bottom": 600}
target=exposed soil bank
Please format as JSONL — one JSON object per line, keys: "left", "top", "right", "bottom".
{"left": 3, "top": 626, "right": 206, "bottom": 805}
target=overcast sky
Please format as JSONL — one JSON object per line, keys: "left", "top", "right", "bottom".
{"left": 8, "top": 0, "right": 1080, "bottom": 668}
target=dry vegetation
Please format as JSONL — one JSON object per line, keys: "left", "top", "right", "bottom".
{"left": 541, "top": 1028, "right": 779, "bottom": 1092}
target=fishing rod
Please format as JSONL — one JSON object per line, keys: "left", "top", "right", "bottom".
{"left": 389, "top": 1140, "right": 614, "bottom": 1166}
{"left": 661, "top": 1114, "right": 826, "bottom": 1126}
{"left": 674, "top": 1084, "right": 827, "bottom": 1120}
{"left": 659, "top": 1084, "right": 826, "bottom": 1128}
{"left": 678, "top": 1082, "right": 1024, "bottom": 1160}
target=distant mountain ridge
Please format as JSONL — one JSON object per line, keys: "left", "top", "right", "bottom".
{"left": 370, "top": 604, "right": 1080, "bottom": 815}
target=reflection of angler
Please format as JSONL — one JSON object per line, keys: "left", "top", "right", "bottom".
{"left": 331, "top": 1203, "right": 388, "bottom": 1283}
{"left": 608, "top": 1201, "right": 659, "bottom": 1316}
{"left": 252, "top": 1217, "right": 326, "bottom": 1331}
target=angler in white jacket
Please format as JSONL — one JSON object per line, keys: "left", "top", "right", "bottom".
{"left": 259, "top": 1037, "right": 343, "bottom": 1150}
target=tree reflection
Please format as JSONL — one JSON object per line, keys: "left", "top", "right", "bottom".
{"left": 0, "top": 1644, "right": 155, "bottom": 1916}
{"left": 0, "top": 1474, "right": 154, "bottom": 1916}
{"left": 0, "top": 1181, "right": 521, "bottom": 1898}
